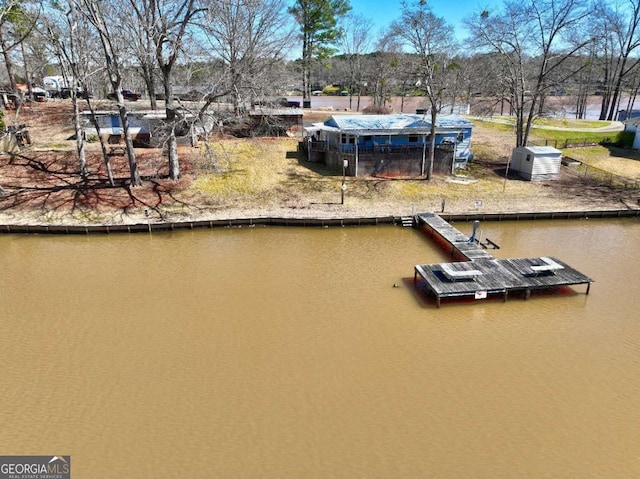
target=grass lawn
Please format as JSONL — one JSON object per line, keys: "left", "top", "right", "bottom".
{"left": 560, "top": 146, "right": 640, "bottom": 180}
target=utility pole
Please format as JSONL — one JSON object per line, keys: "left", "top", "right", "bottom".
{"left": 341, "top": 159, "right": 348, "bottom": 204}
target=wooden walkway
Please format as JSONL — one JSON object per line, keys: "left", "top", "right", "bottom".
{"left": 414, "top": 213, "right": 594, "bottom": 307}
{"left": 417, "top": 212, "right": 494, "bottom": 261}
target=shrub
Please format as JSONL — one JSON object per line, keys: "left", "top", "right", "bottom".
{"left": 616, "top": 131, "right": 635, "bottom": 148}
{"left": 322, "top": 86, "right": 341, "bottom": 95}
{"left": 362, "top": 105, "right": 391, "bottom": 114}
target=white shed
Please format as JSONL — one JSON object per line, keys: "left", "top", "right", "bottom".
{"left": 623, "top": 117, "right": 640, "bottom": 150}
{"left": 509, "top": 146, "right": 562, "bottom": 181}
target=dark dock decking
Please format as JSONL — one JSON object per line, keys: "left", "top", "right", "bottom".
{"left": 418, "top": 213, "right": 494, "bottom": 261}
{"left": 414, "top": 213, "right": 594, "bottom": 307}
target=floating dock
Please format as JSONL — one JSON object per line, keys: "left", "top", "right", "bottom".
{"left": 413, "top": 213, "right": 593, "bottom": 307}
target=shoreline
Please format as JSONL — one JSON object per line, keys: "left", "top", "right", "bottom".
{"left": 2, "top": 207, "right": 639, "bottom": 234}
{"left": 4, "top": 102, "right": 640, "bottom": 235}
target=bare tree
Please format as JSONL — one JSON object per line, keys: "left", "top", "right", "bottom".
{"left": 39, "top": 0, "right": 119, "bottom": 184}
{"left": 129, "top": 0, "right": 203, "bottom": 181}
{"left": 592, "top": 0, "right": 640, "bottom": 120}
{"left": 466, "top": 0, "right": 592, "bottom": 147}
{"left": 42, "top": 2, "right": 89, "bottom": 177}
{"left": 573, "top": 42, "right": 598, "bottom": 119}
{"left": 20, "top": 22, "right": 49, "bottom": 85}
{"left": 359, "top": 35, "right": 403, "bottom": 111}
{"left": 119, "top": 0, "right": 160, "bottom": 110}
{"left": 339, "top": 13, "right": 373, "bottom": 111}
{"left": 75, "top": 0, "right": 141, "bottom": 185}
{"left": 0, "top": 0, "right": 39, "bottom": 102}
{"left": 389, "top": 0, "right": 457, "bottom": 179}
{"left": 0, "top": 2, "right": 27, "bottom": 94}
{"left": 621, "top": 60, "right": 640, "bottom": 114}
{"left": 200, "top": 0, "right": 294, "bottom": 114}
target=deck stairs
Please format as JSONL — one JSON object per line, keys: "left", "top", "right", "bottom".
{"left": 400, "top": 216, "right": 415, "bottom": 228}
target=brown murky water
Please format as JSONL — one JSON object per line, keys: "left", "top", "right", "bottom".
{"left": 1, "top": 218, "right": 639, "bottom": 478}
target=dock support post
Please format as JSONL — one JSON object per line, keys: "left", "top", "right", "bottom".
{"left": 586, "top": 282, "right": 591, "bottom": 295}
{"left": 525, "top": 289, "right": 531, "bottom": 300}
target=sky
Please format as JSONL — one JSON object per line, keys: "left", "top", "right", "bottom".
{"left": 346, "top": 0, "right": 495, "bottom": 42}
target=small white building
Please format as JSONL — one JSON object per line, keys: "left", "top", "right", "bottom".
{"left": 509, "top": 146, "right": 562, "bottom": 181}
{"left": 81, "top": 110, "right": 210, "bottom": 146}
{"left": 623, "top": 117, "right": 640, "bottom": 150}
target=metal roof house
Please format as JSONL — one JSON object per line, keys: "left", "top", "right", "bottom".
{"left": 304, "top": 114, "right": 474, "bottom": 177}
{"left": 509, "top": 146, "right": 562, "bottom": 181}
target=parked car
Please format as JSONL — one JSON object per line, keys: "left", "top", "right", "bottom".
{"left": 108, "top": 89, "right": 141, "bottom": 101}
{"left": 60, "top": 87, "right": 92, "bottom": 99}
{"left": 33, "top": 90, "right": 47, "bottom": 102}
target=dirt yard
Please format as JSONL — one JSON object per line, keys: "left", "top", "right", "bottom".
{"left": 0, "top": 101, "right": 638, "bottom": 226}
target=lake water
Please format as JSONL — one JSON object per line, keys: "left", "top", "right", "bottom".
{"left": 0, "top": 218, "right": 639, "bottom": 478}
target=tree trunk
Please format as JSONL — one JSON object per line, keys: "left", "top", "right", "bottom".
{"left": 141, "top": 62, "right": 158, "bottom": 110}
{"left": 0, "top": 27, "right": 18, "bottom": 96}
{"left": 84, "top": 102, "right": 115, "bottom": 186}
{"left": 607, "top": 67, "right": 627, "bottom": 121}
{"left": 71, "top": 91, "right": 88, "bottom": 177}
{"left": 427, "top": 107, "right": 437, "bottom": 180}
{"left": 231, "top": 68, "right": 242, "bottom": 115}
{"left": 20, "top": 42, "right": 33, "bottom": 101}
{"left": 302, "top": 31, "right": 311, "bottom": 103}
{"left": 163, "top": 69, "right": 180, "bottom": 180}
{"left": 113, "top": 90, "right": 141, "bottom": 185}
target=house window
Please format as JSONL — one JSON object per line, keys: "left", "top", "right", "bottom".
{"left": 526, "top": 154, "right": 531, "bottom": 162}
{"left": 364, "top": 135, "right": 372, "bottom": 142}
{"left": 408, "top": 135, "right": 419, "bottom": 143}
{"left": 341, "top": 134, "right": 347, "bottom": 143}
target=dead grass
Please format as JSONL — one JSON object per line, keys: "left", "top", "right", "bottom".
{"left": 0, "top": 101, "right": 639, "bottom": 226}
{"left": 562, "top": 146, "right": 640, "bottom": 180}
